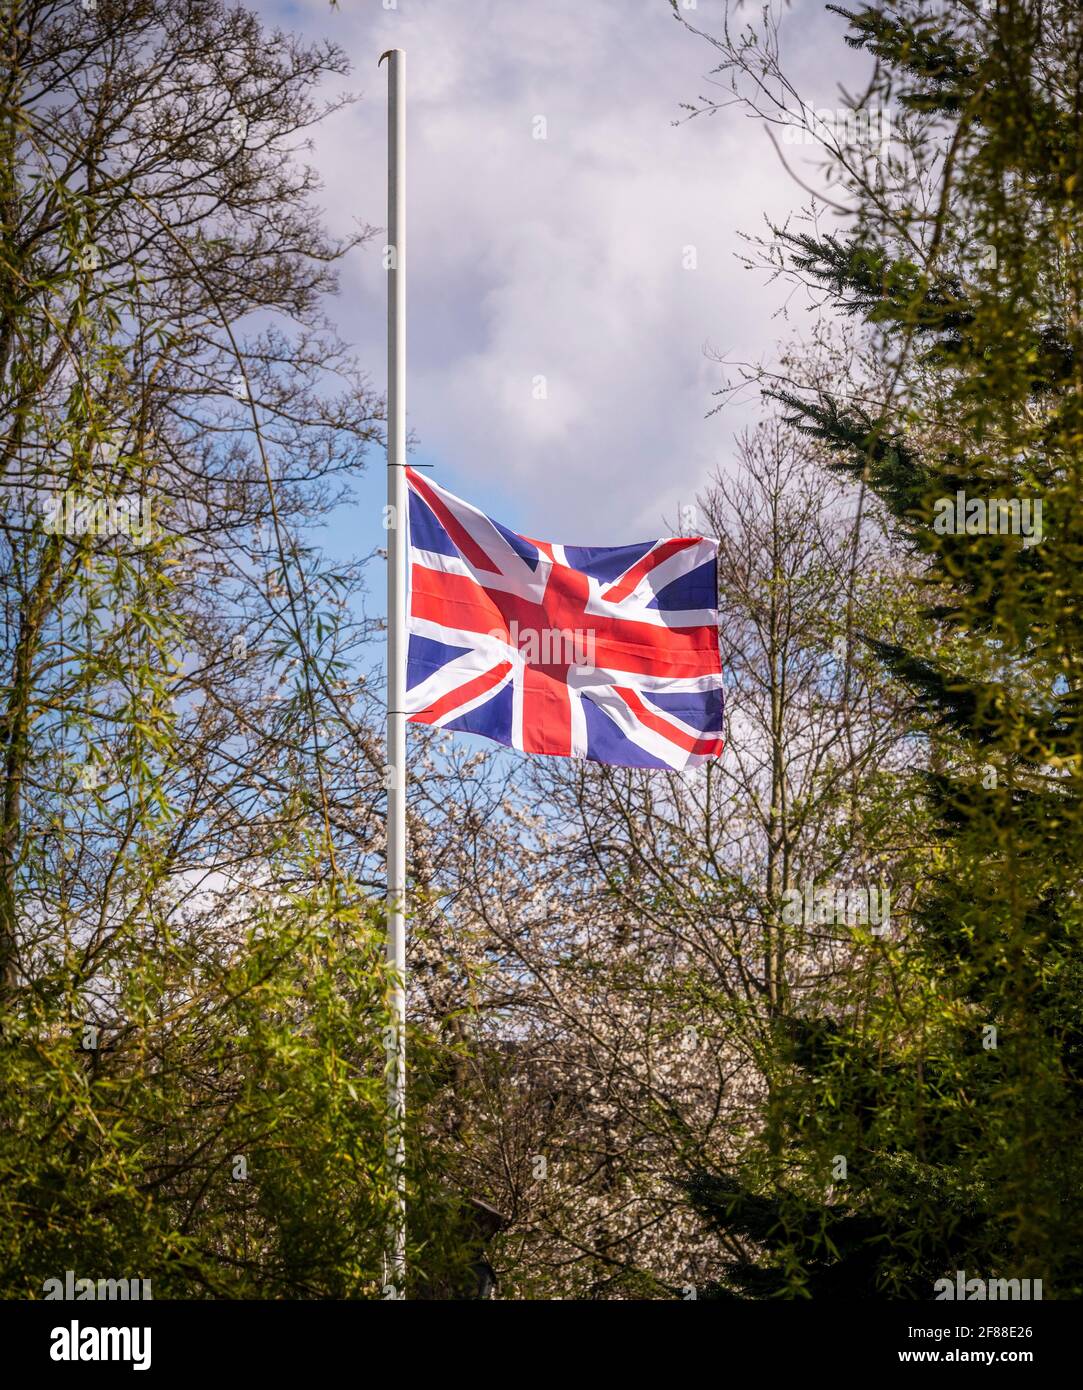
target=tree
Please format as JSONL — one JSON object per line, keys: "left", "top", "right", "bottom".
{"left": 439, "top": 407, "right": 916, "bottom": 1297}
{"left": 677, "top": 0, "right": 1083, "bottom": 1297}
{"left": 0, "top": 0, "right": 478, "bottom": 1297}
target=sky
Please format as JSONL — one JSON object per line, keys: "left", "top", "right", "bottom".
{"left": 260, "top": 0, "right": 870, "bottom": 571}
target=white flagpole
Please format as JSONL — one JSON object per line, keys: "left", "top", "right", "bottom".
{"left": 381, "top": 45, "right": 407, "bottom": 1296}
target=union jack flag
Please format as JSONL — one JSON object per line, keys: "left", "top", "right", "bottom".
{"left": 404, "top": 468, "right": 724, "bottom": 770}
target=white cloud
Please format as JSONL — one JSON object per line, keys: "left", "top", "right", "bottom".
{"left": 274, "top": 0, "right": 868, "bottom": 541}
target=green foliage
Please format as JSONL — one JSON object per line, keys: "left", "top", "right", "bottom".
{"left": 694, "top": 0, "right": 1083, "bottom": 1298}
{"left": 0, "top": 0, "right": 482, "bottom": 1299}
{"left": 0, "top": 869, "right": 481, "bottom": 1297}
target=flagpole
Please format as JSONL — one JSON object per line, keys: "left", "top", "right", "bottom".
{"left": 381, "top": 45, "right": 407, "bottom": 1296}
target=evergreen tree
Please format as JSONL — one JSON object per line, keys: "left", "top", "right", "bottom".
{"left": 690, "top": 0, "right": 1083, "bottom": 1298}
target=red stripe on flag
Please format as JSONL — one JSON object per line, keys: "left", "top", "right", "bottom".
{"left": 414, "top": 564, "right": 720, "bottom": 678}
{"left": 613, "top": 685, "right": 724, "bottom": 757}
{"left": 407, "top": 468, "right": 501, "bottom": 574}
{"left": 521, "top": 663, "right": 572, "bottom": 756}
{"left": 410, "top": 566, "right": 506, "bottom": 634}
{"left": 409, "top": 660, "right": 513, "bottom": 725}
{"left": 601, "top": 537, "right": 701, "bottom": 604}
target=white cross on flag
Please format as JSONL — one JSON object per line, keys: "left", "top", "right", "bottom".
{"left": 403, "top": 469, "right": 725, "bottom": 771}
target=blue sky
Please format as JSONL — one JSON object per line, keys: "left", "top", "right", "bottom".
{"left": 260, "top": 0, "right": 868, "bottom": 619}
